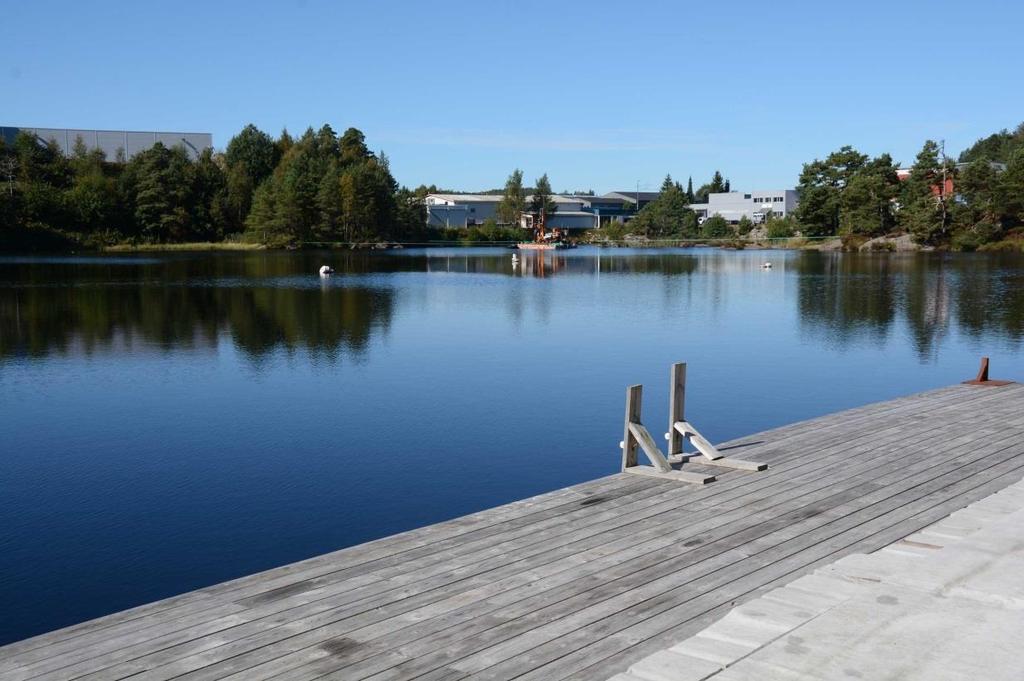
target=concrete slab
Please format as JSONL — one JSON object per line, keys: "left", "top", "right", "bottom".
{"left": 610, "top": 477, "right": 1024, "bottom": 680}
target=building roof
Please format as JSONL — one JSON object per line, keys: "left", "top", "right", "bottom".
{"left": 426, "top": 193, "right": 585, "bottom": 205}
{"left": 426, "top": 193, "right": 502, "bottom": 203}
{"left": 604, "top": 191, "right": 662, "bottom": 202}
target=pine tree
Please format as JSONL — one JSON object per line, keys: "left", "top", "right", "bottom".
{"left": 900, "top": 140, "right": 949, "bottom": 245}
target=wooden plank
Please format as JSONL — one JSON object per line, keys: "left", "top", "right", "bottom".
{"left": 627, "top": 422, "right": 673, "bottom": 473}
{"left": 668, "top": 363, "right": 686, "bottom": 457}
{"left": 674, "top": 421, "right": 724, "bottom": 460}
{"left": 668, "top": 454, "right": 767, "bottom": 471}
{"left": 622, "top": 385, "right": 642, "bottom": 470}
{"left": 623, "top": 465, "right": 714, "bottom": 485}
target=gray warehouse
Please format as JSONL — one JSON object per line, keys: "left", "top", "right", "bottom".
{"left": 0, "top": 126, "right": 213, "bottom": 161}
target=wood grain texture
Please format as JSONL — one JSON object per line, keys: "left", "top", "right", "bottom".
{"left": 3, "top": 383, "right": 1024, "bottom": 681}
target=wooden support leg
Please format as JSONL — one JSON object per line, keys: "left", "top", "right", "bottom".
{"left": 668, "top": 362, "right": 686, "bottom": 457}
{"left": 622, "top": 382, "right": 713, "bottom": 484}
{"left": 621, "top": 384, "right": 641, "bottom": 470}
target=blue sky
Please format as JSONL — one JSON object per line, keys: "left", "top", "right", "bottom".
{"left": 4, "top": 1, "right": 1022, "bottom": 193}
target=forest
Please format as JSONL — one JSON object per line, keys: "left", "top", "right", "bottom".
{"left": 0, "top": 123, "right": 431, "bottom": 250}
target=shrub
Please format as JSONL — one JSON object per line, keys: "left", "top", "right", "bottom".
{"left": 766, "top": 216, "right": 798, "bottom": 239}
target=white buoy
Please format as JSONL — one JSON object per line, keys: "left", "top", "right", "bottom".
{"left": 319, "top": 265, "right": 334, "bottom": 276}
{"left": 762, "top": 262, "right": 772, "bottom": 269}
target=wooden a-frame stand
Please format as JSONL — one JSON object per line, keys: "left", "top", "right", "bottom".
{"left": 621, "top": 362, "right": 768, "bottom": 485}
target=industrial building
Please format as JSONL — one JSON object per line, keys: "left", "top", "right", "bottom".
{"left": 603, "top": 191, "right": 661, "bottom": 210}
{"left": 688, "top": 189, "right": 799, "bottom": 224}
{"left": 0, "top": 126, "right": 213, "bottom": 161}
{"left": 424, "top": 193, "right": 603, "bottom": 230}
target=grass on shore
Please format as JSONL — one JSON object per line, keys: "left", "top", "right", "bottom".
{"left": 103, "top": 242, "right": 265, "bottom": 252}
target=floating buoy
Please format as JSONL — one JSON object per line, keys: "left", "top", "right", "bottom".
{"left": 319, "top": 265, "right": 335, "bottom": 276}
{"left": 762, "top": 262, "right": 772, "bottom": 269}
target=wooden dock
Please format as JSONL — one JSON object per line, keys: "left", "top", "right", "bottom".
{"left": 4, "top": 381, "right": 1024, "bottom": 681}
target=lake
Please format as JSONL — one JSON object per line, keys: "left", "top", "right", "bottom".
{"left": 2, "top": 246, "right": 1023, "bottom": 645}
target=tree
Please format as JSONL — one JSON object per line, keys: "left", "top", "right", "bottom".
{"left": 496, "top": 169, "right": 526, "bottom": 225}
{"left": 225, "top": 124, "right": 279, "bottom": 185}
{"left": 796, "top": 145, "right": 868, "bottom": 236}
{"left": 529, "top": 173, "right": 557, "bottom": 228}
{"left": 1000, "top": 147, "right": 1024, "bottom": 226}
{"left": 958, "top": 122, "right": 1024, "bottom": 164}
{"left": 900, "top": 140, "right": 950, "bottom": 245}
{"left": 339, "top": 127, "right": 371, "bottom": 166}
{"left": 685, "top": 176, "right": 694, "bottom": 203}
{"left": 700, "top": 215, "right": 730, "bottom": 239}
{"left": 123, "top": 143, "right": 195, "bottom": 242}
{"left": 838, "top": 153, "right": 900, "bottom": 237}
{"left": 709, "top": 170, "right": 726, "bottom": 193}
{"left": 630, "top": 176, "right": 697, "bottom": 237}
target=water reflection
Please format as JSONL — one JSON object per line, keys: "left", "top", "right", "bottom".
{"left": 2, "top": 249, "right": 1024, "bottom": 362}
{"left": 0, "top": 253, "right": 395, "bottom": 361}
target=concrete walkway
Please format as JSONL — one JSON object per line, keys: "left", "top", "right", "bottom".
{"left": 611, "top": 476, "right": 1024, "bottom": 681}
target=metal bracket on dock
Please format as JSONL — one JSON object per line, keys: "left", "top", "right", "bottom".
{"left": 963, "top": 356, "right": 1014, "bottom": 387}
{"left": 619, "top": 362, "right": 767, "bottom": 484}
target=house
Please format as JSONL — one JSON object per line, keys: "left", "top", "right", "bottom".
{"left": 688, "top": 190, "right": 799, "bottom": 224}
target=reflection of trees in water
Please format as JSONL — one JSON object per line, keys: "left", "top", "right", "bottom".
{"left": 4, "top": 250, "right": 1024, "bottom": 363}
{"left": 795, "top": 253, "right": 898, "bottom": 349}
{"left": 796, "top": 253, "right": 1024, "bottom": 359}
{"left": 0, "top": 254, "right": 394, "bottom": 361}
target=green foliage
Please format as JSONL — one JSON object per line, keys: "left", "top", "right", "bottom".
{"left": 899, "top": 140, "right": 952, "bottom": 246}
{"left": 766, "top": 216, "right": 798, "bottom": 239}
{"left": 838, "top": 153, "right": 900, "bottom": 237}
{"left": 496, "top": 169, "right": 526, "bottom": 225}
{"left": 465, "top": 218, "right": 522, "bottom": 242}
{"left": 736, "top": 215, "right": 753, "bottom": 235}
{"left": 796, "top": 145, "right": 868, "bottom": 236}
{"left": 958, "top": 123, "right": 1024, "bottom": 164}
{"left": 225, "top": 124, "right": 279, "bottom": 185}
{"left": 630, "top": 175, "right": 698, "bottom": 237}
{"left": 529, "top": 173, "right": 557, "bottom": 225}
{"left": 0, "top": 123, "right": 415, "bottom": 250}
{"left": 700, "top": 215, "right": 730, "bottom": 239}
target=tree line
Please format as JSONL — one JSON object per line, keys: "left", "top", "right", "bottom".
{"left": 596, "top": 122, "right": 1024, "bottom": 249}
{"left": 0, "top": 123, "right": 430, "bottom": 250}
{"left": 795, "top": 124, "right": 1024, "bottom": 249}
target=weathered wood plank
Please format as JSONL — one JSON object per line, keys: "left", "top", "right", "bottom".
{"left": 4, "top": 383, "right": 1024, "bottom": 681}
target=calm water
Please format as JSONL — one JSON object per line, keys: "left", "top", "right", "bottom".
{"left": 2, "top": 247, "right": 1024, "bottom": 644}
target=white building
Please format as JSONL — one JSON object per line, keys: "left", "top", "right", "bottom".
{"left": 424, "top": 193, "right": 599, "bottom": 230}
{"left": 689, "top": 190, "right": 799, "bottom": 224}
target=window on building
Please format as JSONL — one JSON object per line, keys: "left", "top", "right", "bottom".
{"left": 744, "top": 194, "right": 751, "bottom": 199}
